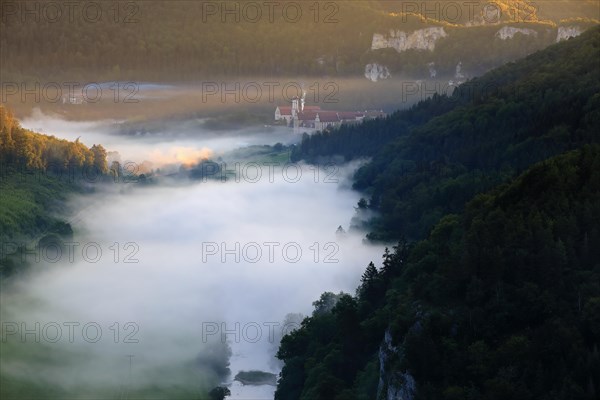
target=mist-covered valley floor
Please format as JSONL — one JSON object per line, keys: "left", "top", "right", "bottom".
{"left": 2, "top": 6, "right": 599, "bottom": 398}
{"left": 1, "top": 111, "right": 384, "bottom": 399}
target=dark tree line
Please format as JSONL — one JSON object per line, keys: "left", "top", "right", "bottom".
{"left": 0, "top": 106, "right": 108, "bottom": 176}
{"left": 277, "top": 146, "right": 600, "bottom": 400}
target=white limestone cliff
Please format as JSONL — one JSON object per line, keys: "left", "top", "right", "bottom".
{"left": 557, "top": 26, "right": 582, "bottom": 42}
{"left": 371, "top": 27, "right": 448, "bottom": 52}
{"left": 365, "top": 63, "right": 390, "bottom": 82}
{"left": 495, "top": 26, "right": 538, "bottom": 40}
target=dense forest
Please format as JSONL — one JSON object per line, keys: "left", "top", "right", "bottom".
{"left": 275, "top": 25, "right": 600, "bottom": 400}
{"left": 0, "top": 106, "right": 109, "bottom": 273}
{"left": 1, "top": 1, "right": 597, "bottom": 81}
{"left": 276, "top": 147, "right": 600, "bottom": 400}
{"left": 293, "top": 25, "right": 600, "bottom": 241}
{"left": 0, "top": 107, "right": 108, "bottom": 176}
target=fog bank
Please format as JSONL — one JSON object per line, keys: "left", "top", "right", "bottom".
{"left": 2, "top": 114, "right": 384, "bottom": 399}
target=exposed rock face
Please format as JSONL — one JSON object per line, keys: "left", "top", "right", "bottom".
{"left": 427, "top": 62, "right": 437, "bottom": 78}
{"left": 387, "top": 373, "right": 416, "bottom": 400}
{"left": 557, "top": 26, "right": 582, "bottom": 42}
{"left": 377, "top": 328, "right": 416, "bottom": 400}
{"left": 495, "top": 26, "right": 538, "bottom": 40}
{"left": 371, "top": 27, "right": 448, "bottom": 52}
{"left": 365, "top": 63, "right": 390, "bottom": 82}
{"left": 455, "top": 61, "right": 466, "bottom": 84}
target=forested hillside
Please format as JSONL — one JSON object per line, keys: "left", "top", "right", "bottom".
{"left": 0, "top": 107, "right": 108, "bottom": 175}
{"left": 293, "top": 26, "right": 600, "bottom": 241}
{"left": 1, "top": 0, "right": 597, "bottom": 81}
{"left": 276, "top": 146, "right": 600, "bottom": 400}
{"left": 0, "top": 106, "right": 109, "bottom": 274}
{"left": 275, "top": 23, "right": 600, "bottom": 400}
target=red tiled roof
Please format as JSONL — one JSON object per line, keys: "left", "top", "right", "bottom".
{"left": 303, "top": 106, "right": 322, "bottom": 111}
{"left": 297, "top": 111, "right": 319, "bottom": 121}
{"left": 277, "top": 106, "right": 292, "bottom": 115}
{"left": 317, "top": 112, "right": 341, "bottom": 122}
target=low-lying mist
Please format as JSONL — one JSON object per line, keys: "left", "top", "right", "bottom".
{"left": 6, "top": 76, "right": 448, "bottom": 124}
{"left": 20, "top": 108, "right": 298, "bottom": 168}
{"left": 2, "top": 112, "right": 384, "bottom": 399}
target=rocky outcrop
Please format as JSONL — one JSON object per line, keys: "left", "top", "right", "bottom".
{"left": 365, "top": 63, "right": 390, "bottom": 82}
{"left": 495, "top": 26, "right": 538, "bottom": 40}
{"left": 427, "top": 62, "right": 437, "bottom": 78}
{"left": 387, "top": 373, "right": 416, "bottom": 400}
{"left": 377, "top": 328, "right": 416, "bottom": 400}
{"left": 371, "top": 27, "right": 447, "bottom": 52}
{"left": 454, "top": 61, "right": 466, "bottom": 85}
{"left": 557, "top": 26, "right": 582, "bottom": 42}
